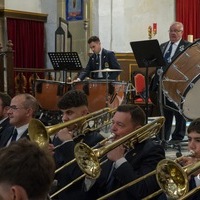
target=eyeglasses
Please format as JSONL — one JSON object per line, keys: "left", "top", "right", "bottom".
{"left": 168, "top": 30, "right": 183, "bottom": 33}
{"left": 8, "top": 105, "right": 26, "bottom": 110}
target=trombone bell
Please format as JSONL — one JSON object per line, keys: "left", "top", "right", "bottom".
{"left": 156, "top": 159, "right": 189, "bottom": 199}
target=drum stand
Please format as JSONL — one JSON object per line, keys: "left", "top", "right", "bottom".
{"left": 158, "top": 68, "right": 187, "bottom": 156}
{"left": 157, "top": 68, "right": 165, "bottom": 144}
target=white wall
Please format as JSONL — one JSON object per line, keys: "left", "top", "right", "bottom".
{"left": 5, "top": 0, "right": 42, "bottom": 13}
{"left": 4, "top": 0, "right": 176, "bottom": 65}
{"left": 92, "top": 0, "right": 175, "bottom": 52}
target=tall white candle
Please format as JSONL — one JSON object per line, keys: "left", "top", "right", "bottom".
{"left": 187, "top": 35, "right": 193, "bottom": 43}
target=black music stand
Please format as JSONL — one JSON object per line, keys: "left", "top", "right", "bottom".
{"left": 48, "top": 52, "right": 82, "bottom": 81}
{"left": 130, "top": 39, "right": 165, "bottom": 123}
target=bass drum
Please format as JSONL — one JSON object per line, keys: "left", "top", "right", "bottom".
{"left": 34, "top": 79, "right": 71, "bottom": 110}
{"left": 73, "top": 80, "right": 127, "bottom": 112}
{"left": 162, "top": 41, "right": 200, "bottom": 120}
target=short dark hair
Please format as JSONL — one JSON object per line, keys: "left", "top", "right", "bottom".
{"left": 88, "top": 36, "right": 100, "bottom": 44}
{"left": 0, "top": 139, "right": 55, "bottom": 199}
{"left": 187, "top": 118, "right": 200, "bottom": 134}
{"left": 116, "top": 104, "right": 146, "bottom": 126}
{"left": 58, "top": 90, "right": 88, "bottom": 110}
{"left": 0, "top": 92, "right": 11, "bottom": 107}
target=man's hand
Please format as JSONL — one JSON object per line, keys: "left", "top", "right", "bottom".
{"left": 107, "top": 145, "right": 125, "bottom": 161}
{"left": 56, "top": 128, "right": 73, "bottom": 142}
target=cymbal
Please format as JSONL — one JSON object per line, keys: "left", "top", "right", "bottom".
{"left": 92, "top": 68, "right": 123, "bottom": 73}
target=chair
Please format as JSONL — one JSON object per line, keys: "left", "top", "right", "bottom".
{"left": 132, "top": 72, "right": 153, "bottom": 115}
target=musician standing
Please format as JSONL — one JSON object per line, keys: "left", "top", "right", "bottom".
{"left": 50, "top": 90, "right": 104, "bottom": 200}
{"left": 84, "top": 104, "right": 165, "bottom": 200}
{"left": 150, "top": 22, "right": 191, "bottom": 143}
{"left": 76, "top": 36, "right": 121, "bottom": 81}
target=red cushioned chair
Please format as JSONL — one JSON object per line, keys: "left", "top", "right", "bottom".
{"left": 132, "top": 72, "right": 152, "bottom": 104}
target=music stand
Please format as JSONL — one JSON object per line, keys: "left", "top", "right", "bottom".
{"left": 48, "top": 52, "right": 82, "bottom": 81}
{"left": 130, "top": 39, "right": 165, "bottom": 123}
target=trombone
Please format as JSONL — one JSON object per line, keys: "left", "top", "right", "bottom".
{"left": 98, "top": 150, "right": 197, "bottom": 200}
{"left": 28, "top": 107, "right": 115, "bottom": 148}
{"left": 74, "top": 116, "right": 165, "bottom": 179}
{"left": 50, "top": 116, "right": 165, "bottom": 198}
{"left": 155, "top": 158, "right": 200, "bottom": 199}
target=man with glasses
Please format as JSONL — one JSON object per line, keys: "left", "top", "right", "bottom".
{"left": 150, "top": 22, "right": 191, "bottom": 144}
{"left": 0, "top": 93, "right": 39, "bottom": 147}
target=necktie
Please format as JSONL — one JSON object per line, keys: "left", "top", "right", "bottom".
{"left": 164, "top": 43, "right": 173, "bottom": 64}
{"left": 97, "top": 54, "right": 103, "bottom": 78}
{"left": 106, "top": 162, "right": 116, "bottom": 192}
{"left": 10, "top": 129, "right": 18, "bottom": 142}
{"left": 189, "top": 175, "right": 196, "bottom": 190}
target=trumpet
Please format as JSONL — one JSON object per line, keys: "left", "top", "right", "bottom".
{"left": 29, "top": 107, "right": 116, "bottom": 147}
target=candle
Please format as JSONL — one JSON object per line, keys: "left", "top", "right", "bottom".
{"left": 187, "top": 35, "right": 193, "bottom": 43}
{"left": 153, "top": 23, "right": 157, "bottom": 35}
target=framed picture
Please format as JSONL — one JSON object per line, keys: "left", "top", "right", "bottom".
{"left": 66, "top": 0, "right": 83, "bottom": 21}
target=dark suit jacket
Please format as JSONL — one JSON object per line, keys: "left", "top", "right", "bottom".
{"left": 150, "top": 39, "right": 191, "bottom": 93}
{"left": 78, "top": 48, "right": 121, "bottom": 80}
{"left": 52, "top": 131, "right": 104, "bottom": 200}
{"left": 0, "top": 118, "right": 11, "bottom": 137}
{"left": 86, "top": 139, "right": 165, "bottom": 200}
{"left": 0, "top": 126, "right": 29, "bottom": 148}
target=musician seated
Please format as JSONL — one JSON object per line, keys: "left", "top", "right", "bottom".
{"left": 0, "top": 139, "right": 55, "bottom": 200}
{"left": 50, "top": 90, "right": 105, "bottom": 200}
{"left": 175, "top": 118, "right": 200, "bottom": 200}
{"left": 84, "top": 104, "right": 165, "bottom": 200}
{"left": 75, "top": 36, "right": 121, "bottom": 81}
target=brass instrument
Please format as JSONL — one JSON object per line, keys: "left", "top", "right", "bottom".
{"left": 50, "top": 116, "right": 164, "bottom": 198}
{"left": 179, "top": 186, "right": 200, "bottom": 200}
{"left": 155, "top": 158, "right": 200, "bottom": 199}
{"left": 29, "top": 107, "right": 115, "bottom": 147}
{"left": 74, "top": 116, "right": 165, "bottom": 179}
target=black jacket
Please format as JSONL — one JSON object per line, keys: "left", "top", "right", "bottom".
{"left": 86, "top": 139, "right": 165, "bottom": 200}
{"left": 78, "top": 48, "right": 121, "bottom": 80}
{"left": 52, "top": 131, "right": 104, "bottom": 200}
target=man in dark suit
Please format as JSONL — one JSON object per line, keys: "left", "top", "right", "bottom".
{"left": 0, "top": 92, "right": 12, "bottom": 137}
{"left": 150, "top": 22, "right": 191, "bottom": 142}
{"left": 76, "top": 36, "right": 121, "bottom": 81}
{"left": 84, "top": 104, "right": 165, "bottom": 200}
{"left": 50, "top": 90, "right": 105, "bottom": 200}
{"left": 0, "top": 93, "right": 39, "bottom": 147}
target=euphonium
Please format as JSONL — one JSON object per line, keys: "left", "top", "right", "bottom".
{"left": 74, "top": 116, "right": 165, "bottom": 179}
{"left": 28, "top": 107, "right": 115, "bottom": 147}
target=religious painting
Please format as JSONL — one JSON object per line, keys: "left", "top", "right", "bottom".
{"left": 66, "top": 0, "right": 83, "bottom": 21}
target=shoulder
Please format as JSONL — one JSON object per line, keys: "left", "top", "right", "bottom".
{"left": 102, "top": 48, "right": 114, "bottom": 55}
{"left": 137, "top": 139, "right": 165, "bottom": 155}
{"left": 180, "top": 39, "right": 191, "bottom": 46}
{"left": 84, "top": 131, "right": 105, "bottom": 146}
